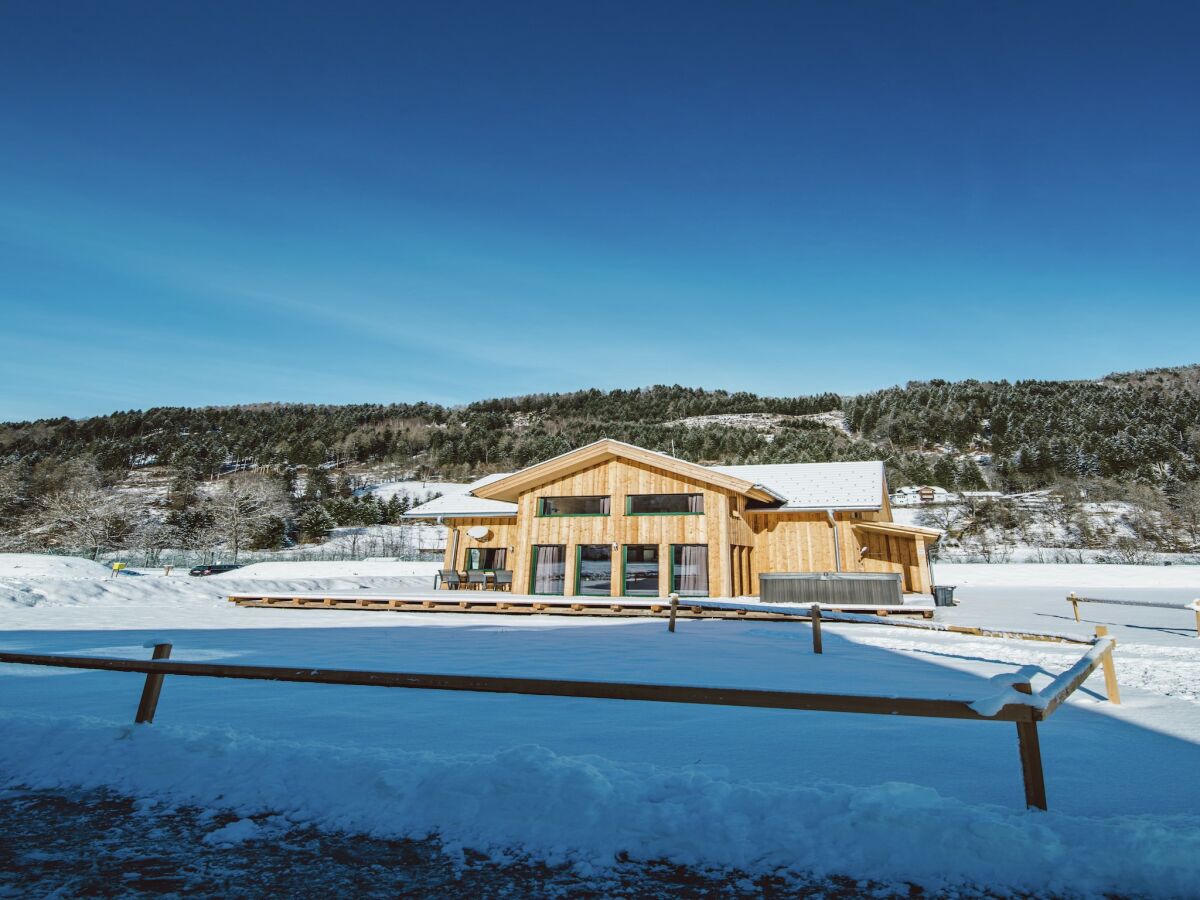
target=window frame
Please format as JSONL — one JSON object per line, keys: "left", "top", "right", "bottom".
{"left": 574, "top": 544, "right": 613, "bottom": 596}
{"left": 624, "top": 493, "right": 705, "bottom": 516}
{"left": 528, "top": 544, "right": 567, "bottom": 595}
{"left": 536, "top": 495, "right": 611, "bottom": 517}
{"left": 464, "top": 547, "right": 507, "bottom": 571}
{"left": 621, "top": 543, "right": 661, "bottom": 597}
{"left": 668, "top": 543, "right": 710, "bottom": 597}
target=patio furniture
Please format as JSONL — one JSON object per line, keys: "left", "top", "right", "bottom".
{"left": 467, "top": 570, "right": 490, "bottom": 590}
{"left": 434, "top": 570, "right": 462, "bottom": 590}
{"left": 493, "top": 570, "right": 513, "bottom": 591}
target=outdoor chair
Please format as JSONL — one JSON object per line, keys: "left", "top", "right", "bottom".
{"left": 467, "top": 570, "right": 490, "bottom": 590}
{"left": 493, "top": 570, "right": 513, "bottom": 592}
{"left": 435, "top": 569, "right": 462, "bottom": 590}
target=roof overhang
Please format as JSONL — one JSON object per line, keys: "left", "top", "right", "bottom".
{"left": 853, "top": 520, "right": 943, "bottom": 541}
{"left": 402, "top": 510, "right": 517, "bottom": 520}
{"left": 471, "top": 438, "right": 781, "bottom": 503}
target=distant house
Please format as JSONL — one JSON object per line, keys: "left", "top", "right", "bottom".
{"left": 406, "top": 439, "right": 940, "bottom": 596}
{"left": 891, "top": 485, "right": 951, "bottom": 506}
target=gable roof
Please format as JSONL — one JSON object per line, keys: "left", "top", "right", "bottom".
{"left": 405, "top": 441, "right": 888, "bottom": 519}
{"left": 469, "top": 438, "right": 783, "bottom": 504}
{"left": 713, "top": 461, "right": 886, "bottom": 510}
{"left": 400, "top": 473, "right": 517, "bottom": 518}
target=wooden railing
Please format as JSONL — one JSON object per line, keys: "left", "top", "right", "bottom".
{"left": 1067, "top": 592, "right": 1200, "bottom": 636}
{"left": 0, "top": 634, "right": 1119, "bottom": 811}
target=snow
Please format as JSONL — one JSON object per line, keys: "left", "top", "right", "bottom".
{"left": 0, "top": 553, "right": 114, "bottom": 578}
{"left": 357, "top": 479, "right": 468, "bottom": 503}
{"left": 213, "top": 560, "right": 441, "bottom": 580}
{"left": 933, "top": 561, "right": 1200, "bottom": 590}
{"left": 2, "top": 556, "right": 1200, "bottom": 893}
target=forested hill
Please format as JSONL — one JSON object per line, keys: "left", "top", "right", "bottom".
{"left": 2, "top": 366, "right": 1199, "bottom": 492}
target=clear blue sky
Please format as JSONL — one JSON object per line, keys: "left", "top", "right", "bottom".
{"left": 2, "top": 1, "right": 1197, "bottom": 421}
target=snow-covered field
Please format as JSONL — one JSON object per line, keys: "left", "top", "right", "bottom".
{"left": 2, "top": 554, "right": 1199, "bottom": 895}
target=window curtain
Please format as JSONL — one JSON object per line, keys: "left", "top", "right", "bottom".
{"left": 675, "top": 545, "right": 709, "bottom": 595}
{"left": 534, "top": 545, "right": 566, "bottom": 593}
{"left": 599, "top": 497, "right": 612, "bottom": 514}
{"left": 687, "top": 494, "right": 703, "bottom": 513}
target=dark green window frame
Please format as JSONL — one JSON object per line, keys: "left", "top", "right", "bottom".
{"left": 620, "top": 544, "right": 660, "bottom": 597}
{"left": 574, "top": 544, "right": 613, "bottom": 596}
{"left": 464, "top": 547, "right": 507, "bottom": 571}
{"left": 668, "top": 544, "right": 710, "bottom": 597}
{"left": 625, "top": 493, "right": 704, "bottom": 516}
{"left": 528, "top": 544, "right": 567, "bottom": 595}
{"left": 536, "top": 495, "right": 611, "bottom": 517}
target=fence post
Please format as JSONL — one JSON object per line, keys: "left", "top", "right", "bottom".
{"left": 1068, "top": 592, "right": 1080, "bottom": 623}
{"left": 1193, "top": 600, "right": 1200, "bottom": 639}
{"left": 134, "top": 643, "right": 173, "bottom": 724}
{"left": 810, "top": 604, "right": 823, "bottom": 654}
{"left": 1012, "top": 681, "right": 1047, "bottom": 810}
{"left": 1094, "top": 626, "right": 1121, "bottom": 704}
{"left": 668, "top": 594, "right": 679, "bottom": 633}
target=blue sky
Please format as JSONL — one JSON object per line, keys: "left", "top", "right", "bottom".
{"left": 2, "top": 1, "right": 1198, "bottom": 421}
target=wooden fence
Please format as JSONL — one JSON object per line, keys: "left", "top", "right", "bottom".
{"left": 0, "top": 633, "right": 1119, "bottom": 811}
{"left": 1068, "top": 592, "right": 1200, "bottom": 637}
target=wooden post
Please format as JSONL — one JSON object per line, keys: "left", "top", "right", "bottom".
{"left": 1068, "top": 592, "right": 1080, "bottom": 623}
{"left": 1094, "top": 627, "right": 1121, "bottom": 704}
{"left": 134, "top": 643, "right": 173, "bottom": 724}
{"left": 810, "top": 604, "right": 823, "bottom": 654}
{"left": 1193, "top": 600, "right": 1200, "bottom": 638}
{"left": 668, "top": 594, "right": 679, "bottom": 633}
{"left": 1012, "top": 681, "right": 1047, "bottom": 810}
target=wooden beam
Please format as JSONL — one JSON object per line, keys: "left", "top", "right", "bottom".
{"left": 1013, "top": 681, "right": 1048, "bottom": 810}
{"left": 1094, "top": 626, "right": 1121, "bottom": 704}
{"left": 0, "top": 650, "right": 1035, "bottom": 721}
{"left": 134, "top": 643, "right": 173, "bottom": 724}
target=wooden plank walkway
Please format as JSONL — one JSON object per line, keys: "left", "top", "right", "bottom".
{"left": 227, "top": 593, "right": 937, "bottom": 620}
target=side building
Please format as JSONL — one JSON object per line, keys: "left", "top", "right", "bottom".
{"left": 405, "top": 439, "right": 940, "bottom": 598}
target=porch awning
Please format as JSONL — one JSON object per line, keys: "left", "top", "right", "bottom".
{"left": 853, "top": 521, "right": 943, "bottom": 541}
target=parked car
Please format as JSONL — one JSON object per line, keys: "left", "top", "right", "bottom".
{"left": 188, "top": 564, "right": 243, "bottom": 577}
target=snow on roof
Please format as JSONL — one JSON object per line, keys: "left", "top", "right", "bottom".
{"left": 403, "top": 472, "right": 517, "bottom": 518}
{"left": 712, "top": 461, "right": 885, "bottom": 510}
{"left": 408, "top": 459, "right": 885, "bottom": 517}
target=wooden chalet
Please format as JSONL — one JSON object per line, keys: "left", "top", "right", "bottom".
{"left": 405, "top": 439, "right": 940, "bottom": 598}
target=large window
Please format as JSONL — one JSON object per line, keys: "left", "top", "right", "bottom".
{"left": 626, "top": 494, "right": 704, "bottom": 515}
{"left": 530, "top": 545, "right": 566, "bottom": 594}
{"left": 576, "top": 545, "right": 612, "bottom": 596}
{"left": 538, "top": 496, "right": 610, "bottom": 516}
{"left": 670, "top": 545, "right": 709, "bottom": 596}
{"left": 465, "top": 547, "right": 507, "bottom": 570}
{"left": 623, "top": 545, "right": 659, "bottom": 596}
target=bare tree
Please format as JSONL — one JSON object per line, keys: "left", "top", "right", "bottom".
{"left": 1175, "top": 482, "right": 1200, "bottom": 550}
{"left": 37, "top": 484, "right": 135, "bottom": 560}
{"left": 208, "top": 477, "right": 290, "bottom": 562}
{"left": 129, "top": 519, "right": 181, "bottom": 567}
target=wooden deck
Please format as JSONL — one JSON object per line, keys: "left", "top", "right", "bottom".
{"left": 227, "top": 592, "right": 937, "bottom": 620}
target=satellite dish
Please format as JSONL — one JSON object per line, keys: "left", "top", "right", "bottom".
{"left": 466, "top": 525, "right": 491, "bottom": 540}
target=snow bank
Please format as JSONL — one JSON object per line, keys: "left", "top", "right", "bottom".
{"left": 0, "top": 554, "right": 113, "bottom": 578}
{"left": 1, "top": 711, "right": 1196, "bottom": 895}
{"left": 212, "top": 560, "right": 441, "bottom": 580}
{"left": 935, "top": 562, "right": 1200, "bottom": 590}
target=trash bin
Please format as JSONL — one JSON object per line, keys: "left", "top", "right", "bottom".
{"left": 933, "top": 585, "right": 957, "bottom": 607}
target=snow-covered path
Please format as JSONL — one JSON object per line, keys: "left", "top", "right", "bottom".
{"left": 2, "top": 557, "right": 1199, "bottom": 895}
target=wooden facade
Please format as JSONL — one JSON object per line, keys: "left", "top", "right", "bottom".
{"left": 425, "top": 441, "right": 939, "bottom": 598}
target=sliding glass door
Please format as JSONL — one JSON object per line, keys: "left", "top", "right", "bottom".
{"left": 670, "top": 544, "right": 709, "bottom": 596}
{"left": 529, "top": 545, "right": 566, "bottom": 594}
{"left": 623, "top": 545, "right": 659, "bottom": 596}
{"left": 576, "top": 545, "right": 612, "bottom": 596}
